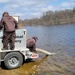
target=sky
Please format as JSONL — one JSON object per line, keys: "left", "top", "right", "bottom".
{"left": 0, "top": 0, "right": 75, "bottom": 19}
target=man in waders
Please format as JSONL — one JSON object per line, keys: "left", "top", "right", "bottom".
{"left": 0, "top": 12, "right": 18, "bottom": 50}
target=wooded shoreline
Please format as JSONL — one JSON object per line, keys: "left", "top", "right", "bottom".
{"left": 19, "top": 7, "right": 75, "bottom": 26}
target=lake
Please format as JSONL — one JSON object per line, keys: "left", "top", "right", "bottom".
{"left": 25, "top": 24, "right": 75, "bottom": 51}
{"left": 25, "top": 24, "right": 75, "bottom": 74}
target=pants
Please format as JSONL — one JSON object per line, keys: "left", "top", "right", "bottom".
{"left": 3, "top": 31, "right": 16, "bottom": 50}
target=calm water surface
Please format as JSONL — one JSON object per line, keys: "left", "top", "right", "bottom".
{"left": 25, "top": 24, "right": 75, "bottom": 51}
{"left": 25, "top": 24, "right": 75, "bottom": 75}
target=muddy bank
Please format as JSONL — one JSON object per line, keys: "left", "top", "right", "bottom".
{"left": 0, "top": 55, "right": 48, "bottom": 75}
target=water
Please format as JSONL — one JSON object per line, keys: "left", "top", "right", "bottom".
{"left": 25, "top": 24, "right": 75, "bottom": 50}
{"left": 25, "top": 24, "right": 75, "bottom": 75}
{"left": 0, "top": 24, "right": 75, "bottom": 75}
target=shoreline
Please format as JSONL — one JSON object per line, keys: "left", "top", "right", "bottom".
{"left": 19, "top": 23, "right": 75, "bottom": 26}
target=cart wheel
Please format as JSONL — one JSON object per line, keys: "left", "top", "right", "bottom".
{"left": 4, "top": 52, "right": 23, "bottom": 69}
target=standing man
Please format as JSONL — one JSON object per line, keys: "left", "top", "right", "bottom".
{"left": 26, "top": 36, "right": 38, "bottom": 52}
{"left": 0, "top": 12, "right": 18, "bottom": 50}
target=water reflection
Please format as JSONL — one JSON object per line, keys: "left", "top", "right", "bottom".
{"left": 0, "top": 55, "right": 48, "bottom": 75}
{"left": 25, "top": 24, "right": 75, "bottom": 50}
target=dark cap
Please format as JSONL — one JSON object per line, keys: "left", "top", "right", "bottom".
{"left": 3, "top": 12, "right": 9, "bottom": 16}
{"left": 32, "top": 36, "right": 38, "bottom": 40}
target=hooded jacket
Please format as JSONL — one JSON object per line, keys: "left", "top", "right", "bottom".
{"left": 1, "top": 15, "right": 18, "bottom": 32}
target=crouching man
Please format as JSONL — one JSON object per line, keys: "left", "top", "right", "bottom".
{"left": 26, "top": 36, "right": 38, "bottom": 52}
